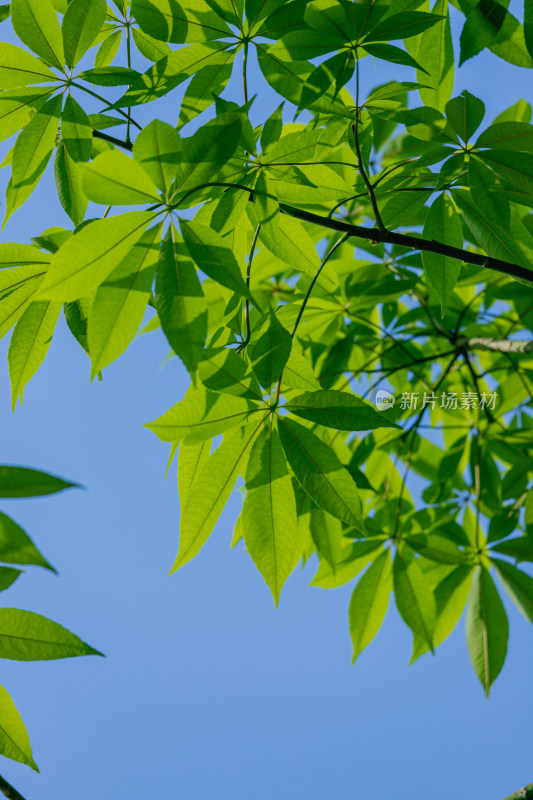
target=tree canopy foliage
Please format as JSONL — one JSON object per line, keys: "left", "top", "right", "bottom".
{"left": 0, "top": 0, "right": 533, "bottom": 787}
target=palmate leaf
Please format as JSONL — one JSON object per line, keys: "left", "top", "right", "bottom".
{"left": 466, "top": 565, "right": 509, "bottom": 696}
{"left": 0, "top": 683, "right": 38, "bottom": 771}
{"left": 177, "top": 440, "right": 210, "bottom": 507}
{"left": 362, "top": 10, "right": 443, "bottom": 43}
{"left": 285, "top": 390, "right": 400, "bottom": 431}
{"left": 0, "top": 87, "right": 55, "bottom": 143}
{"left": 278, "top": 417, "right": 364, "bottom": 532}
{"left": 349, "top": 548, "right": 392, "bottom": 663}
{"left": 146, "top": 389, "right": 261, "bottom": 445}
{"left": 155, "top": 226, "right": 207, "bottom": 374}
{"left": 0, "top": 608, "right": 102, "bottom": 660}
{"left": 88, "top": 223, "right": 162, "bottom": 377}
{"left": 36, "top": 211, "right": 154, "bottom": 301}
{"left": 312, "top": 539, "right": 384, "bottom": 589}
{"left": 172, "top": 418, "right": 266, "bottom": 572}
{"left": 475, "top": 121, "right": 533, "bottom": 152}
{"left": 8, "top": 299, "right": 61, "bottom": 408}
{"left": 242, "top": 422, "right": 298, "bottom": 606}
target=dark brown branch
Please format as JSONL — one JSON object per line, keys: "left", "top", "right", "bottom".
{"left": 279, "top": 204, "right": 533, "bottom": 284}
{"left": 0, "top": 774, "right": 27, "bottom": 800}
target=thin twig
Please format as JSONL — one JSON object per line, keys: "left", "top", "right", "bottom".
{"left": 0, "top": 775, "right": 27, "bottom": 800}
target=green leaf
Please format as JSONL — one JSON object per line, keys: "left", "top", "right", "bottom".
{"left": 7, "top": 93, "right": 63, "bottom": 222}
{"left": 61, "top": 95, "right": 92, "bottom": 163}
{"left": 177, "top": 440, "right": 210, "bottom": 507}
{"left": 146, "top": 389, "right": 260, "bottom": 445}
{"left": 0, "top": 87, "right": 54, "bottom": 143}
{"left": 115, "top": 42, "right": 231, "bottom": 107}
{"left": 242, "top": 422, "right": 298, "bottom": 605}
{"left": 54, "top": 141, "right": 88, "bottom": 226}
{"left": 94, "top": 29, "right": 121, "bottom": 68}
{"left": 0, "top": 511, "right": 55, "bottom": 571}
{"left": 526, "top": 0, "right": 533, "bottom": 60}
{"left": 411, "top": 565, "right": 473, "bottom": 662}
{"left": 493, "top": 559, "right": 533, "bottom": 622}
{"left": 466, "top": 566, "right": 508, "bottom": 695}
{"left": 154, "top": 226, "right": 207, "bottom": 373}
{"left": 0, "top": 4, "right": 10, "bottom": 22}
{"left": 406, "top": 0, "right": 453, "bottom": 112}
{"left": 172, "top": 110, "right": 242, "bottom": 199}
{"left": 11, "top": 0, "right": 64, "bottom": 70}
{"left": 62, "top": 0, "right": 107, "bottom": 68}
{"left": 278, "top": 417, "right": 364, "bottom": 532}
{"left": 0, "top": 42, "right": 57, "bottom": 89}
{"left": 251, "top": 212, "right": 333, "bottom": 288}
{"left": 0, "top": 465, "right": 77, "bottom": 497}
{"left": 181, "top": 221, "right": 252, "bottom": 300}
{"left": 445, "top": 90, "right": 485, "bottom": 143}
{"left": 285, "top": 389, "right": 400, "bottom": 431}
{"left": 312, "top": 539, "right": 384, "bottom": 589}
{"left": 8, "top": 299, "right": 61, "bottom": 409}
{"left": 172, "top": 418, "right": 265, "bottom": 572}
{"left": 349, "top": 549, "right": 392, "bottom": 662}
{"left": 0, "top": 567, "right": 22, "bottom": 592}
{"left": 88, "top": 223, "right": 162, "bottom": 376}
{"left": 0, "top": 683, "right": 38, "bottom": 771}
{"left": 77, "top": 66, "right": 141, "bottom": 85}
{"left": 81, "top": 150, "right": 160, "bottom": 205}
{"left": 36, "top": 211, "right": 153, "bottom": 301}
{"left": 133, "top": 119, "right": 182, "bottom": 195}
{"left": 362, "top": 11, "right": 442, "bottom": 42}
{"left": 63, "top": 297, "right": 90, "bottom": 354}
{"left": 393, "top": 547, "right": 436, "bottom": 649}
{"left": 256, "top": 44, "right": 352, "bottom": 119}
{"left": 132, "top": 0, "right": 231, "bottom": 43}
{"left": 491, "top": 536, "right": 533, "bottom": 562}
{"left": 362, "top": 42, "right": 428, "bottom": 73}
{"left": 453, "top": 189, "right": 531, "bottom": 267}
{"left": 178, "top": 59, "right": 234, "bottom": 129}
{"left": 0, "top": 609, "right": 102, "bottom": 660}
{"left": 261, "top": 103, "right": 283, "bottom": 151}
{"left": 198, "top": 348, "right": 262, "bottom": 400}
{"left": 478, "top": 149, "right": 533, "bottom": 194}
{"left": 476, "top": 121, "right": 533, "bottom": 153}
{"left": 0, "top": 276, "right": 44, "bottom": 340}
{"left": 421, "top": 194, "right": 463, "bottom": 316}
{"left": 132, "top": 28, "right": 173, "bottom": 62}
{"left": 0, "top": 243, "right": 50, "bottom": 269}
{"left": 249, "top": 309, "right": 291, "bottom": 391}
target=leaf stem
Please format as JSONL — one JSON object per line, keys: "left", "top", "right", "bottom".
{"left": 241, "top": 223, "right": 260, "bottom": 350}
{"left": 242, "top": 41, "right": 249, "bottom": 105}
{"left": 354, "top": 55, "right": 386, "bottom": 232}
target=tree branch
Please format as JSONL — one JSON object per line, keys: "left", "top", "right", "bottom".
{"left": 0, "top": 775, "right": 27, "bottom": 800}
{"left": 460, "top": 337, "right": 533, "bottom": 354}
{"left": 92, "top": 129, "right": 133, "bottom": 151}
{"left": 279, "top": 204, "right": 533, "bottom": 284}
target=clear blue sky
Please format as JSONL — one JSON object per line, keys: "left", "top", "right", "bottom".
{"left": 1, "top": 7, "right": 532, "bottom": 799}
